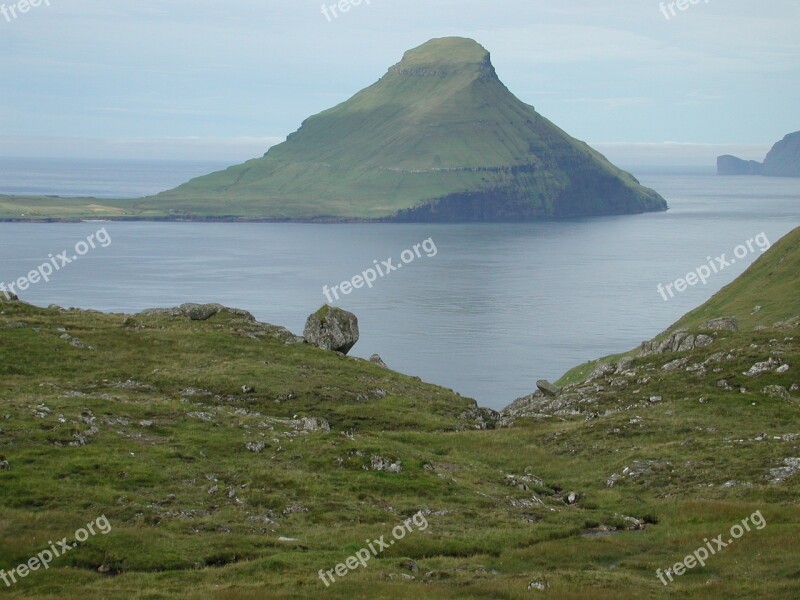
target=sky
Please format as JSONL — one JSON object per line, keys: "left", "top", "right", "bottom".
{"left": 1, "top": 0, "right": 798, "bottom": 167}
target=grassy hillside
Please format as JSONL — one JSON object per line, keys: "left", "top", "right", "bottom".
{"left": 559, "top": 226, "right": 800, "bottom": 386}
{"left": 0, "top": 229, "right": 798, "bottom": 598}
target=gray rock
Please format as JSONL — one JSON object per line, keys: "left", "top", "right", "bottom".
{"left": 699, "top": 317, "right": 738, "bottom": 332}
{"left": 762, "top": 385, "right": 790, "bottom": 400}
{"left": 769, "top": 458, "right": 800, "bottom": 483}
{"left": 180, "top": 303, "right": 223, "bottom": 321}
{"left": 0, "top": 291, "right": 18, "bottom": 301}
{"left": 565, "top": 491, "right": 579, "bottom": 505}
{"left": 370, "top": 354, "right": 388, "bottom": 368}
{"left": 370, "top": 455, "right": 402, "bottom": 473}
{"left": 303, "top": 305, "right": 359, "bottom": 355}
{"left": 536, "top": 380, "right": 560, "bottom": 396}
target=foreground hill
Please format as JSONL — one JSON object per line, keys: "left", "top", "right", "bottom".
{"left": 139, "top": 37, "right": 667, "bottom": 222}
{"left": 1, "top": 231, "right": 798, "bottom": 599}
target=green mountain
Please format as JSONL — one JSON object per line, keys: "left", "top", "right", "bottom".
{"left": 1, "top": 228, "right": 798, "bottom": 598}
{"left": 140, "top": 37, "right": 668, "bottom": 221}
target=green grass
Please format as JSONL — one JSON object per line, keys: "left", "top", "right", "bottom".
{"left": 0, "top": 228, "right": 798, "bottom": 598}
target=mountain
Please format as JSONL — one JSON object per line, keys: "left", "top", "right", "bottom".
{"left": 1, "top": 228, "right": 798, "bottom": 598}
{"left": 762, "top": 131, "right": 800, "bottom": 177}
{"left": 718, "top": 130, "right": 800, "bottom": 177}
{"left": 140, "top": 37, "right": 667, "bottom": 221}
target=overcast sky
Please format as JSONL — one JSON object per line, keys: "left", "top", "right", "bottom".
{"left": 1, "top": 0, "right": 798, "bottom": 166}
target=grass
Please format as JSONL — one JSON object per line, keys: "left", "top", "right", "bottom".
{"left": 0, "top": 228, "right": 798, "bottom": 598}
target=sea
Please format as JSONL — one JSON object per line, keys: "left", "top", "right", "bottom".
{"left": 1, "top": 157, "right": 798, "bottom": 410}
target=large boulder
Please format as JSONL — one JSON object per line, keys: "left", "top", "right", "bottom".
{"left": 0, "top": 290, "right": 18, "bottom": 301}
{"left": 303, "top": 305, "right": 359, "bottom": 355}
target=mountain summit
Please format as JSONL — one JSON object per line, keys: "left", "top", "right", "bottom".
{"left": 145, "top": 37, "right": 667, "bottom": 221}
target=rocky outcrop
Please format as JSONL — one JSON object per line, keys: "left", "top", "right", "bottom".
{"left": 638, "top": 330, "right": 716, "bottom": 356}
{"left": 136, "top": 303, "right": 255, "bottom": 322}
{"left": 303, "top": 305, "right": 359, "bottom": 355}
{"left": 0, "top": 291, "right": 19, "bottom": 301}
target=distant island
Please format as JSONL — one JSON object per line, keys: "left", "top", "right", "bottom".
{"left": 718, "top": 130, "right": 800, "bottom": 177}
{"left": 0, "top": 37, "right": 667, "bottom": 222}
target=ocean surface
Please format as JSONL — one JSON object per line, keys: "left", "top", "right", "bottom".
{"left": 1, "top": 159, "right": 799, "bottom": 410}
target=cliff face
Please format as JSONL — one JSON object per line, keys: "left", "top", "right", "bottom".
{"left": 762, "top": 131, "right": 800, "bottom": 177}
{"left": 143, "top": 37, "right": 667, "bottom": 221}
{"left": 718, "top": 131, "right": 800, "bottom": 178}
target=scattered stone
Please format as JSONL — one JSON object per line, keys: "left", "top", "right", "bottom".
{"left": 662, "top": 357, "right": 689, "bottom": 372}
{"left": 370, "top": 354, "right": 388, "bottom": 368}
{"left": 370, "top": 455, "right": 403, "bottom": 473}
{"left": 763, "top": 385, "right": 791, "bottom": 400}
{"left": 282, "top": 505, "right": 309, "bottom": 516}
{"left": 769, "top": 458, "right": 800, "bottom": 483}
{"left": 536, "top": 380, "right": 560, "bottom": 396}
{"left": 0, "top": 456, "right": 9, "bottom": 470}
{"left": 528, "top": 579, "right": 550, "bottom": 591}
{"left": 777, "top": 364, "right": 790, "bottom": 374}
{"left": 246, "top": 441, "right": 267, "bottom": 453}
{"left": 565, "top": 492, "right": 579, "bottom": 505}
{"left": 587, "top": 362, "right": 615, "bottom": 381}
{"left": 180, "top": 303, "right": 224, "bottom": 321}
{"left": 649, "top": 396, "right": 663, "bottom": 404}
{"left": 303, "top": 305, "right": 360, "bottom": 355}
{"left": 241, "top": 385, "right": 255, "bottom": 394}
{"left": 744, "top": 358, "right": 782, "bottom": 377}
{"left": 699, "top": 317, "right": 738, "bottom": 332}
{"left": 278, "top": 536, "right": 298, "bottom": 542}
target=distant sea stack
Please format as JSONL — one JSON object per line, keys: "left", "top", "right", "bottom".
{"left": 718, "top": 131, "right": 800, "bottom": 178}
{"left": 717, "top": 155, "right": 762, "bottom": 176}
{"left": 144, "top": 37, "right": 667, "bottom": 222}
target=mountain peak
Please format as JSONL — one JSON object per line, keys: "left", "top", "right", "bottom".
{"left": 388, "top": 37, "right": 495, "bottom": 77}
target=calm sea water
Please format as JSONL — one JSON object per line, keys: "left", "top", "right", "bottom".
{"left": 1, "top": 160, "right": 798, "bottom": 409}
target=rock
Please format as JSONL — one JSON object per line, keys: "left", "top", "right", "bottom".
{"left": 241, "top": 385, "right": 255, "bottom": 394}
{"left": 370, "top": 354, "right": 388, "bottom": 368}
{"left": 699, "top": 317, "right": 738, "bottom": 332}
{"left": 769, "top": 457, "right": 800, "bottom": 483}
{"left": 303, "top": 305, "right": 359, "bottom": 355}
{"left": 0, "top": 291, "right": 19, "bottom": 301}
{"left": 528, "top": 579, "right": 550, "bottom": 591}
{"left": 536, "top": 380, "right": 560, "bottom": 396}
{"left": 776, "top": 364, "right": 790, "bottom": 374}
{"left": 762, "top": 385, "right": 791, "bottom": 400}
{"left": 180, "top": 303, "right": 223, "bottom": 321}
{"left": 401, "top": 559, "right": 419, "bottom": 574}
{"left": 744, "top": 358, "right": 782, "bottom": 377}
{"left": 246, "top": 441, "right": 266, "bottom": 453}
{"left": 662, "top": 357, "right": 689, "bottom": 372}
{"left": 587, "top": 362, "right": 616, "bottom": 381}
{"left": 615, "top": 356, "right": 635, "bottom": 373}
{"left": 370, "top": 455, "right": 402, "bottom": 473}
{"left": 0, "top": 456, "right": 9, "bottom": 470}
{"left": 565, "top": 491, "right": 579, "bottom": 505}
{"left": 694, "top": 334, "right": 714, "bottom": 348}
